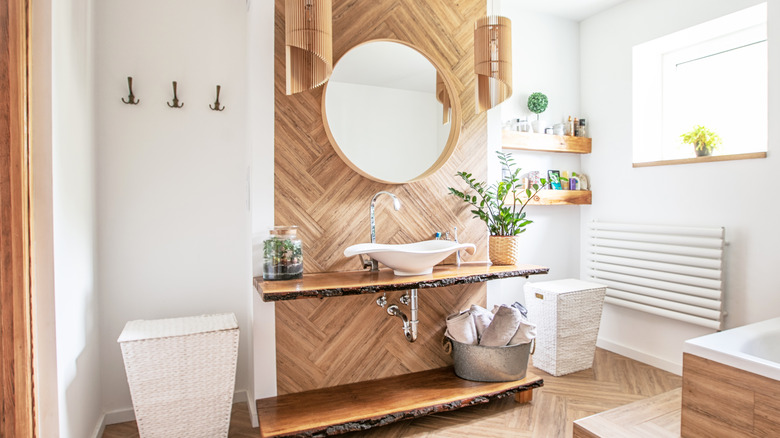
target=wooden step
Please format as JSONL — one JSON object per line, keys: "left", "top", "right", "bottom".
{"left": 573, "top": 388, "right": 681, "bottom": 438}
{"left": 256, "top": 367, "right": 543, "bottom": 437}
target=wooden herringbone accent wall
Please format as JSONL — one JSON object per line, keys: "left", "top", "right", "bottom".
{"left": 274, "top": 0, "right": 488, "bottom": 394}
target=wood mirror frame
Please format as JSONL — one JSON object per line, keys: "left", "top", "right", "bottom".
{"left": 321, "top": 39, "right": 462, "bottom": 184}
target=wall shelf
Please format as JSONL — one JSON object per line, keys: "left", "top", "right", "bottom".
{"left": 502, "top": 130, "right": 592, "bottom": 154}
{"left": 514, "top": 190, "right": 592, "bottom": 206}
{"left": 254, "top": 262, "right": 549, "bottom": 301}
{"left": 256, "top": 366, "right": 543, "bottom": 438}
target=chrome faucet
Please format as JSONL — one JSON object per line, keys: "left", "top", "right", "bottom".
{"left": 366, "top": 191, "right": 402, "bottom": 271}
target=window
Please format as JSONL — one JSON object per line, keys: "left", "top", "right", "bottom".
{"left": 633, "top": 3, "right": 767, "bottom": 165}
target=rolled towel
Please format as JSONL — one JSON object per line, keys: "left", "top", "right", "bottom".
{"left": 479, "top": 305, "right": 522, "bottom": 347}
{"left": 445, "top": 310, "right": 478, "bottom": 345}
{"left": 508, "top": 314, "right": 536, "bottom": 346}
{"left": 470, "top": 305, "right": 494, "bottom": 339}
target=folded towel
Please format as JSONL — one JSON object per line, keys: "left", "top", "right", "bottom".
{"left": 508, "top": 314, "right": 536, "bottom": 346}
{"left": 445, "top": 310, "right": 478, "bottom": 345}
{"left": 470, "top": 305, "right": 494, "bottom": 339}
{"left": 479, "top": 305, "right": 523, "bottom": 347}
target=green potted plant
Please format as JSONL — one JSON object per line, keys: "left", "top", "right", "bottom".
{"left": 448, "top": 152, "right": 546, "bottom": 265}
{"left": 527, "top": 92, "right": 548, "bottom": 133}
{"left": 681, "top": 125, "right": 722, "bottom": 157}
{"left": 262, "top": 226, "right": 304, "bottom": 280}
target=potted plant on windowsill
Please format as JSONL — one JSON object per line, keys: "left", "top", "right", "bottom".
{"left": 681, "top": 125, "right": 722, "bottom": 157}
{"left": 448, "top": 152, "right": 546, "bottom": 265}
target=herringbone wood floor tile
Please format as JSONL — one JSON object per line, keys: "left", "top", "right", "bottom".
{"left": 103, "top": 348, "right": 683, "bottom": 438}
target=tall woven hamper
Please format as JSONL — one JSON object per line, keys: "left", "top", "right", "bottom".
{"left": 118, "top": 313, "right": 239, "bottom": 438}
{"left": 524, "top": 279, "right": 606, "bottom": 376}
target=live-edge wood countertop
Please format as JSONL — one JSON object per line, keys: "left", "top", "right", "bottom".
{"left": 254, "top": 262, "right": 549, "bottom": 301}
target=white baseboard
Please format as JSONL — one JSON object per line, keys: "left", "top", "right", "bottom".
{"left": 94, "top": 389, "right": 259, "bottom": 437}
{"left": 234, "top": 389, "right": 259, "bottom": 428}
{"left": 597, "top": 337, "right": 682, "bottom": 376}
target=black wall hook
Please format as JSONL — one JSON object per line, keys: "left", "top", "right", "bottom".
{"left": 209, "top": 85, "right": 225, "bottom": 111}
{"left": 121, "top": 76, "right": 139, "bottom": 104}
{"left": 167, "top": 81, "right": 184, "bottom": 108}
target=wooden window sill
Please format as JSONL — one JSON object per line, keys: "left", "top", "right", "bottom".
{"left": 633, "top": 152, "right": 767, "bottom": 168}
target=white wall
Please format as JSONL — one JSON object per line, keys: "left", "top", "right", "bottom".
{"left": 580, "top": 0, "right": 777, "bottom": 373}
{"left": 50, "top": 0, "right": 103, "bottom": 436}
{"left": 248, "top": 0, "right": 277, "bottom": 399}
{"left": 93, "top": 0, "right": 253, "bottom": 417}
{"left": 489, "top": 6, "right": 584, "bottom": 308}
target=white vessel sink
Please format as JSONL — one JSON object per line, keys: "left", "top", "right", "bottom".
{"left": 344, "top": 240, "right": 476, "bottom": 276}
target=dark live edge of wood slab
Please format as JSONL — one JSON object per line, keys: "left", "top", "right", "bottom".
{"left": 256, "top": 366, "right": 544, "bottom": 438}
{"left": 254, "top": 262, "right": 549, "bottom": 301}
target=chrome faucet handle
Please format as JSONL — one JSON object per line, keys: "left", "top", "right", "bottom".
{"left": 376, "top": 293, "right": 387, "bottom": 308}
{"left": 453, "top": 226, "right": 461, "bottom": 266}
{"left": 400, "top": 292, "right": 410, "bottom": 306}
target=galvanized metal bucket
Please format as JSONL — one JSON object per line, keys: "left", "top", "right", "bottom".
{"left": 446, "top": 337, "right": 534, "bottom": 382}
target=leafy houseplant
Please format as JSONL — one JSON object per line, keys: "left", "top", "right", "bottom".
{"left": 448, "top": 152, "right": 547, "bottom": 265}
{"left": 527, "top": 92, "right": 549, "bottom": 133}
{"left": 681, "top": 125, "right": 722, "bottom": 157}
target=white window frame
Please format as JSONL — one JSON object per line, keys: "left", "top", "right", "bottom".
{"left": 632, "top": 3, "right": 767, "bottom": 165}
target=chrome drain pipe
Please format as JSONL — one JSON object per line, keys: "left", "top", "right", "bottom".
{"left": 383, "top": 289, "right": 418, "bottom": 342}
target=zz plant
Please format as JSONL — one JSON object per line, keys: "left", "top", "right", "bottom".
{"left": 448, "top": 152, "right": 546, "bottom": 236}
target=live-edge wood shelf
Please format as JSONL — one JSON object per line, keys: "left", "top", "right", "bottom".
{"left": 254, "top": 262, "right": 549, "bottom": 301}
{"left": 502, "top": 130, "right": 592, "bottom": 154}
{"left": 513, "top": 190, "right": 592, "bottom": 206}
{"left": 256, "top": 367, "right": 544, "bottom": 438}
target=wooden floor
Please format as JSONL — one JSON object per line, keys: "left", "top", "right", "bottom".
{"left": 102, "top": 348, "right": 682, "bottom": 438}
{"left": 573, "top": 388, "right": 682, "bottom": 438}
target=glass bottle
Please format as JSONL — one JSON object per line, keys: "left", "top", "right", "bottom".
{"left": 262, "top": 226, "right": 303, "bottom": 280}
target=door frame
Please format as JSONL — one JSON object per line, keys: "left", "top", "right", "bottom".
{"left": 1, "top": 0, "right": 37, "bottom": 436}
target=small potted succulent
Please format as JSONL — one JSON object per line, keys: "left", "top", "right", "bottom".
{"left": 681, "top": 125, "right": 722, "bottom": 157}
{"left": 448, "top": 152, "right": 546, "bottom": 265}
{"left": 527, "top": 92, "right": 548, "bottom": 133}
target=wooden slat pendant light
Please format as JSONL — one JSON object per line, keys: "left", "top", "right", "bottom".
{"left": 474, "top": 15, "right": 512, "bottom": 112}
{"left": 436, "top": 72, "right": 451, "bottom": 124}
{"left": 285, "top": 0, "right": 333, "bottom": 95}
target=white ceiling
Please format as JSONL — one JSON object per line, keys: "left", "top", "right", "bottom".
{"left": 501, "top": 0, "right": 628, "bottom": 22}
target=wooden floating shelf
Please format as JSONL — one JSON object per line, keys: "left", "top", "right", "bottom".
{"left": 502, "top": 130, "right": 592, "bottom": 154}
{"left": 254, "top": 262, "right": 549, "bottom": 301}
{"left": 514, "top": 190, "right": 592, "bottom": 206}
{"left": 256, "top": 367, "right": 544, "bottom": 438}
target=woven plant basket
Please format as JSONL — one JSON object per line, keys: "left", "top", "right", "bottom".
{"left": 489, "top": 235, "right": 520, "bottom": 265}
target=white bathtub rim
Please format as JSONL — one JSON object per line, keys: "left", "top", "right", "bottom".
{"left": 683, "top": 316, "right": 780, "bottom": 382}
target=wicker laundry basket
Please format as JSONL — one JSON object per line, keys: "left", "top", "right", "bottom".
{"left": 118, "top": 313, "right": 239, "bottom": 438}
{"left": 524, "top": 279, "right": 606, "bottom": 376}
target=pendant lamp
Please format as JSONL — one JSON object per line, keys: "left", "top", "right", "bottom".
{"left": 474, "top": 15, "right": 512, "bottom": 112}
{"left": 436, "top": 72, "right": 451, "bottom": 124}
{"left": 285, "top": 0, "right": 333, "bottom": 95}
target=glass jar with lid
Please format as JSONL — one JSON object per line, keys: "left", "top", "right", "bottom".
{"left": 262, "top": 226, "right": 303, "bottom": 281}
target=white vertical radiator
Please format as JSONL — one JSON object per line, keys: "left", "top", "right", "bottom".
{"left": 588, "top": 222, "right": 725, "bottom": 330}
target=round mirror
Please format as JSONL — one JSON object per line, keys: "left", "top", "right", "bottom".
{"left": 322, "top": 40, "right": 461, "bottom": 184}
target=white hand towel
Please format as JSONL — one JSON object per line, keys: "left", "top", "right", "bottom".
{"left": 508, "top": 314, "right": 536, "bottom": 346}
{"left": 445, "top": 310, "right": 478, "bottom": 345}
{"left": 470, "top": 305, "right": 494, "bottom": 339}
{"left": 479, "top": 305, "right": 522, "bottom": 347}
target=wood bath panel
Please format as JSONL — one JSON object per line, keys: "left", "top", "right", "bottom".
{"left": 274, "top": 0, "right": 489, "bottom": 394}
